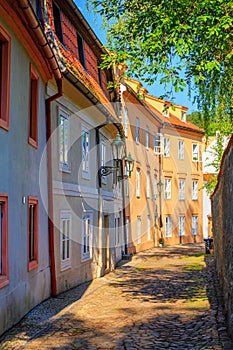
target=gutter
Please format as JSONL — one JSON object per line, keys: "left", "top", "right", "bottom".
{"left": 17, "top": 0, "right": 63, "bottom": 296}
{"left": 17, "top": 0, "right": 62, "bottom": 80}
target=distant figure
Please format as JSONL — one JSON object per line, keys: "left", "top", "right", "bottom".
{"left": 204, "top": 236, "right": 214, "bottom": 254}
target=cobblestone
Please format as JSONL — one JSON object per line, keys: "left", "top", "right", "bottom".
{"left": 0, "top": 244, "right": 233, "bottom": 349}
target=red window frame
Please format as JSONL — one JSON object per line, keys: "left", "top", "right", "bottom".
{"left": 28, "top": 196, "right": 38, "bottom": 271}
{"left": 28, "top": 64, "right": 39, "bottom": 148}
{"left": 0, "top": 25, "right": 11, "bottom": 131}
{"left": 0, "top": 194, "right": 9, "bottom": 289}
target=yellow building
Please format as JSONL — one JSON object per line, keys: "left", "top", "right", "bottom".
{"left": 122, "top": 78, "right": 205, "bottom": 249}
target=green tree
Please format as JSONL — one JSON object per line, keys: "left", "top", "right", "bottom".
{"left": 204, "top": 132, "right": 230, "bottom": 195}
{"left": 89, "top": 0, "right": 233, "bottom": 122}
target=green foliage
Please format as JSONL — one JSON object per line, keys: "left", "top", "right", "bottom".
{"left": 88, "top": 0, "right": 233, "bottom": 122}
{"left": 203, "top": 132, "right": 230, "bottom": 195}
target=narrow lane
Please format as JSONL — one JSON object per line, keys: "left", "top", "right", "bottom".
{"left": 1, "top": 245, "right": 232, "bottom": 350}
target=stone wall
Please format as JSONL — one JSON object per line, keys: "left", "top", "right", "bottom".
{"left": 211, "top": 134, "right": 233, "bottom": 338}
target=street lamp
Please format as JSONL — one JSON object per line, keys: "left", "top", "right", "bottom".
{"left": 125, "top": 152, "right": 134, "bottom": 178}
{"left": 99, "top": 133, "right": 126, "bottom": 178}
{"left": 157, "top": 179, "right": 164, "bottom": 194}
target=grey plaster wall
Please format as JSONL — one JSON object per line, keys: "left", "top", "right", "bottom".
{"left": 0, "top": 19, "right": 50, "bottom": 335}
{"left": 211, "top": 136, "right": 233, "bottom": 338}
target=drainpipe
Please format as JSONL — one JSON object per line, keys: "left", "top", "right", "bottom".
{"left": 158, "top": 124, "right": 164, "bottom": 241}
{"left": 46, "top": 78, "right": 63, "bottom": 296}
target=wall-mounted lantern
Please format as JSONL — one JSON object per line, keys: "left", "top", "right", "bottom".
{"left": 157, "top": 179, "right": 164, "bottom": 194}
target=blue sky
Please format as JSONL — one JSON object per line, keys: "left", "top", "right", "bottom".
{"left": 75, "top": 0, "right": 198, "bottom": 113}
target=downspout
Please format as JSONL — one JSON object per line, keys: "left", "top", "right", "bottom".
{"left": 158, "top": 124, "right": 164, "bottom": 242}
{"left": 46, "top": 78, "right": 63, "bottom": 296}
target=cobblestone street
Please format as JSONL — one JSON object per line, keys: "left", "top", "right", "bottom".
{"left": 1, "top": 244, "right": 233, "bottom": 350}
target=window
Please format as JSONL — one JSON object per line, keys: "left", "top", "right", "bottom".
{"left": 82, "top": 213, "right": 92, "bottom": 261}
{"left": 192, "top": 215, "right": 198, "bottom": 236}
{"left": 137, "top": 216, "right": 141, "bottom": 244}
{"left": 179, "top": 216, "right": 185, "bottom": 236}
{"left": 136, "top": 168, "right": 140, "bottom": 198}
{"left": 153, "top": 174, "right": 157, "bottom": 199}
{"left": 82, "top": 128, "right": 90, "bottom": 177}
{"left": 146, "top": 172, "right": 150, "bottom": 198}
{"left": 164, "top": 137, "right": 170, "bottom": 157}
{"left": 77, "top": 32, "right": 86, "bottom": 69}
{"left": 154, "top": 133, "right": 163, "bottom": 154}
{"left": 36, "top": 0, "right": 43, "bottom": 25}
{"left": 101, "top": 139, "right": 106, "bottom": 183}
{"left": 125, "top": 167, "right": 129, "bottom": 196}
{"left": 28, "top": 197, "right": 38, "bottom": 271}
{"left": 165, "top": 216, "right": 172, "bottom": 237}
{"left": 0, "top": 194, "right": 9, "bottom": 288}
{"left": 60, "top": 211, "right": 71, "bottom": 269}
{"left": 178, "top": 140, "right": 184, "bottom": 160}
{"left": 52, "top": 1, "right": 63, "bottom": 43}
{"left": 147, "top": 216, "right": 151, "bottom": 240}
{"left": 178, "top": 179, "right": 185, "bottom": 200}
{"left": 59, "top": 108, "right": 70, "bottom": 172}
{"left": 0, "top": 24, "right": 11, "bottom": 131}
{"left": 146, "top": 126, "right": 149, "bottom": 149}
{"left": 163, "top": 104, "right": 169, "bottom": 117}
{"left": 164, "top": 177, "right": 171, "bottom": 200}
{"left": 125, "top": 217, "right": 129, "bottom": 247}
{"left": 124, "top": 108, "right": 128, "bottom": 137}
{"left": 192, "top": 180, "right": 198, "bottom": 200}
{"left": 181, "top": 111, "right": 186, "bottom": 122}
{"left": 192, "top": 144, "right": 199, "bottom": 162}
{"left": 136, "top": 118, "right": 140, "bottom": 144}
{"left": 28, "top": 64, "right": 39, "bottom": 148}
{"left": 98, "top": 66, "right": 103, "bottom": 88}
{"left": 114, "top": 216, "right": 120, "bottom": 246}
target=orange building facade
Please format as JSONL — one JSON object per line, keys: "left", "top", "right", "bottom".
{"left": 121, "top": 79, "right": 204, "bottom": 251}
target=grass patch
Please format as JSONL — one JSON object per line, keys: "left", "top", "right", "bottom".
{"left": 183, "top": 263, "right": 205, "bottom": 272}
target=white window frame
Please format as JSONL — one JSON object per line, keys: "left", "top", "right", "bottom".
{"left": 179, "top": 216, "right": 185, "bottom": 236}
{"left": 60, "top": 211, "right": 71, "bottom": 270}
{"left": 153, "top": 174, "right": 157, "bottom": 200}
{"left": 59, "top": 107, "right": 70, "bottom": 172}
{"left": 181, "top": 111, "right": 186, "bottom": 122}
{"left": 101, "top": 139, "right": 107, "bottom": 184}
{"left": 124, "top": 108, "right": 128, "bottom": 137}
{"left": 82, "top": 212, "right": 93, "bottom": 261}
{"left": 154, "top": 133, "right": 163, "bottom": 155}
{"left": 125, "top": 217, "right": 129, "bottom": 247}
{"left": 164, "top": 177, "right": 171, "bottom": 200}
{"left": 137, "top": 216, "right": 141, "bottom": 244}
{"left": 192, "top": 143, "right": 199, "bottom": 162}
{"left": 146, "top": 171, "right": 150, "bottom": 198}
{"left": 147, "top": 216, "right": 151, "bottom": 240}
{"left": 192, "top": 180, "right": 198, "bottom": 200}
{"left": 146, "top": 126, "right": 149, "bottom": 149}
{"left": 192, "top": 215, "right": 198, "bottom": 236}
{"left": 178, "top": 179, "right": 185, "bottom": 200}
{"left": 178, "top": 140, "right": 184, "bottom": 160}
{"left": 136, "top": 117, "right": 140, "bottom": 144}
{"left": 136, "top": 168, "right": 140, "bottom": 198}
{"left": 165, "top": 216, "right": 172, "bottom": 237}
{"left": 82, "top": 127, "right": 90, "bottom": 178}
{"left": 164, "top": 137, "right": 170, "bottom": 157}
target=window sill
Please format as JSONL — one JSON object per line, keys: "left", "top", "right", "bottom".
{"left": 0, "top": 119, "right": 9, "bottom": 131}
{"left": 28, "top": 260, "right": 38, "bottom": 272}
{"left": 28, "top": 137, "right": 38, "bottom": 149}
{"left": 59, "top": 164, "right": 71, "bottom": 174}
{"left": 0, "top": 275, "right": 9, "bottom": 289}
{"left": 81, "top": 254, "right": 91, "bottom": 262}
{"left": 60, "top": 261, "right": 72, "bottom": 272}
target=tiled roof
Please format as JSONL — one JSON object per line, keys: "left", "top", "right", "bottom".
{"left": 143, "top": 100, "right": 204, "bottom": 134}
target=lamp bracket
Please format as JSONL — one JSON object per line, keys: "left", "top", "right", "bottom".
{"left": 99, "top": 166, "right": 118, "bottom": 177}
